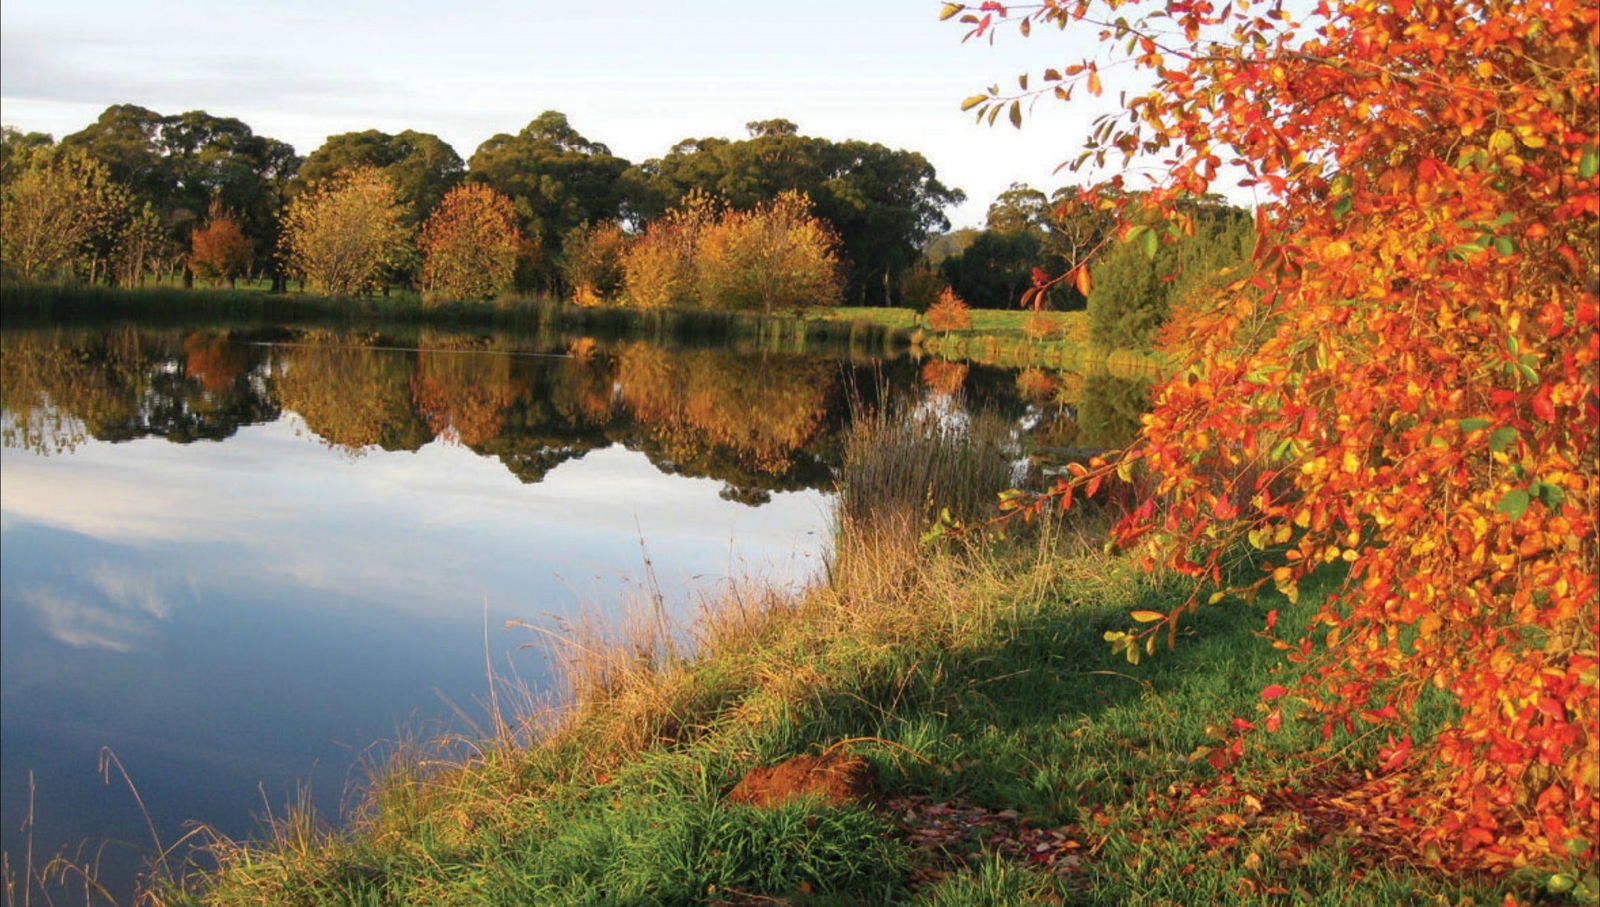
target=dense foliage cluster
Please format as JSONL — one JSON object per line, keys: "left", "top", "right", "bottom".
{"left": 1086, "top": 198, "right": 1252, "bottom": 349}
{"left": 954, "top": 0, "right": 1597, "bottom": 876}
{"left": 560, "top": 220, "right": 630, "bottom": 306}
{"left": 1, "top": 110, "right": 970, "bottom": 309}
{"left": 0, "top": 150, "right": 124, "bottom": 282}
{"left": 622, "top": 191, "right": 842, "bottom": 312}
{"left": 417, "top": 183, "right": 525, "bottom": 302}
{"left": 279, "top": 167, "right": 410, "bottom": 296}
{"left": 188, "top": 202, "right": 254, "bottom": 287}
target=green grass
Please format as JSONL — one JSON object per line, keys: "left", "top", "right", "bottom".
{"left": 158, "top": 540, "right": 1514, "bottom": 904}
{"left": 808, "top": 305, "right": 1171, "bottom": 373}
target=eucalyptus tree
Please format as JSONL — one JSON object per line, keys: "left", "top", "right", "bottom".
{"left": 467, "top": 111, "right": 633, "bottom": 293}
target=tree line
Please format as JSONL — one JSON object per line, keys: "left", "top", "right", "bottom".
{"left": 2, "top": 105, "right": 1254, "bottom": 345}
{"left": 0, "top": 108, "right": 961, "bottom": 308}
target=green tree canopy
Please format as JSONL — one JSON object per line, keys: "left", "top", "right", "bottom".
{"left": 938, "top": 229, "right": 1042, "bottom": 309}
{"left": 1, "top": 127, "right": 57, "bottom": 182}
{"left": 60, "top": 105, "right": 300, "bottom": 282}
{"left": 467, "top": 111, "right": 632, "bottom": 291}
{"left": 297, "top": 129, "right": 464, "bottom": 228}
{"left": 1086, "top": 196, "right": 1252, "bottom": 348}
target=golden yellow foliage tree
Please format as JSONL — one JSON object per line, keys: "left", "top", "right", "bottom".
{"left": 0, "top": 152, "right": 123, "bottom": 282}
{"left": 280, "top": 167, "right": 410, "bottom": 296}
{"left": 694, "top": 191, "right": 841, "bottom": 313}
{"left": 925, "top": 287, "right": 972, "bottom": 332}
{"left": 418, "top": 183, "right": 523, "bottom": 302}
{"left": 621, "top": 191, "right": 720, "bottom": 309}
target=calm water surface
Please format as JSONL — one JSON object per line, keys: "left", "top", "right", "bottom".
{"left": 0, "top": 321, "right": 1150, "bottom": 898}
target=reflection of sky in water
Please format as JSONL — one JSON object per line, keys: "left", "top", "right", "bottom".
{"left": 0, "top": 417, "right": 830, "bottom": 899}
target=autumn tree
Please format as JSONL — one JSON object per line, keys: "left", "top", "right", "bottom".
{"left": 0, "top": 151, "right": 124, "bottom": 282}
{"left": 189, "top": 201, "right": 254, "bottom": 287}
{"left": 621, "top": 191, "right": 720, "bottom": 309}
{"left": 693, "top": 191, "right": 842, "bottom": 313}
{"left": 468, "top": 112, "right": 632, "bottom": 292}
{"left": 924, "top": 287, "right": 973, "bottom": 332}
{"left": 417, "top": 183, "right": 524, "bottom": 302}
{"left": 559, "top": 220, "right": 631, "bottom": 306}
{"left": 954, "top": 0, "right": 1596, "bottom": 875}
{"left": 280, "top": 167, "right": 410, "bottom": 296}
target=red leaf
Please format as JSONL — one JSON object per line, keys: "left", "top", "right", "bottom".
{"left": 1260, "top": 684, "right": 1288, "bottom": 701}
{"left": 1532, "top": 387, "right": 1556, "bottom": 422}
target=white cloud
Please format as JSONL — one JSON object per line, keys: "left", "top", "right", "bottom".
{"left": 17, "top": 583, "right": 156, "bottom": 652}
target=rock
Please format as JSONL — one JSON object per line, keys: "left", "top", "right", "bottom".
{"left": 726, "top": 752, "right": 878, "bottom": 809}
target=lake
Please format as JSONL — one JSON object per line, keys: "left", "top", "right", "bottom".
{"left": 0, "top": 317, "right": 1152, "bottom": 899}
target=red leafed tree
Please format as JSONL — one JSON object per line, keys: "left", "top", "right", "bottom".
{"left": 189, "top": 202, "right": 254, "bottom": 287}
{"left": 952, "top": 0, "right": 1595, "bottom": 874}
{"left": 418, "top": 182, "right": 523, "bottom": 303}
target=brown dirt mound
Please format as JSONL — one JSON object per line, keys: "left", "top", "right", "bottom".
{"left": 726, "top": 752, "right": 878, "bottom": 809}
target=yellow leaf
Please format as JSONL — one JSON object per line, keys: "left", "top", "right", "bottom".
{"left": 1419, "top": 613, "right": 1441, "bottom": 638}
{"left": 1130, "top": 610, "right": 1165, "bottom": 623}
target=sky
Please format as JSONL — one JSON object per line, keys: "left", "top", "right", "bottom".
{"left": 0, "top": 0, "right": 1176, "bottom": 228}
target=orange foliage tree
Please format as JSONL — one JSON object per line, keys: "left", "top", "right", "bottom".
{"left": 189, "top": 202, "right": 253, "bottom": 287}
{"left": 418, "top": 183, "right": 524, "bottom": 302}
{"left": 621, "top": 190, "right": 721, "bottom": 309}
{"left": 952, "top": 0, "right": 1596, "bottom": 875}
{"left": 925, "top": 287, "right": 973, "bottom": 332}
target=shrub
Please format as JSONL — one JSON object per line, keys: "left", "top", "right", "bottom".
{"left": 560, "top": 220, "right": 630, "bottom": 306}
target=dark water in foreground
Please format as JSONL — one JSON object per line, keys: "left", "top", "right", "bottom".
{"left": 0, "top": 321, "right": 1154, "bottom": 898}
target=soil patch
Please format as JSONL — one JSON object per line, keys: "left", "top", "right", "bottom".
{"left": 726, "top": 752, "right": 878, "bottom": 809}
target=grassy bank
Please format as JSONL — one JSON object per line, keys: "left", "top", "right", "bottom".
{"left": 1, "top": 285, "right": 1168, "bottom": 372}
{"left": 124, "top": 406, "right": 1514, "bottom": 906}
{"left": 0, "top": 284, "right": 913, "bottom": 359}
{"left": 812, "top": 306, "right": 1169, "bottom": 374}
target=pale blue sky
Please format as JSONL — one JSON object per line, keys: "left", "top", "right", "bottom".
{"left": 0, "top": 0, "right": 1214, "bottom": 227}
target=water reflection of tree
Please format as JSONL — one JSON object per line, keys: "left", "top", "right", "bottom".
{"left": 615, "top": 342, "right": 839, "bottom": 482}
{"left": 2, "top": 324, "right": 1155, "bottom": 504}
{"left": 271, "top": 334, "right": 428, "bottom": 453}
{"left": 467, "top": 353, "right": 615, "bottom": 484}
{"left": 1076, "top": 373, "right": 1151, "bottom": 448}
{"left": 410, "top": 335, "right": 525, "bottom": 447}
{"left": 1, "top": 328, "right": 277, "bottom": 453}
